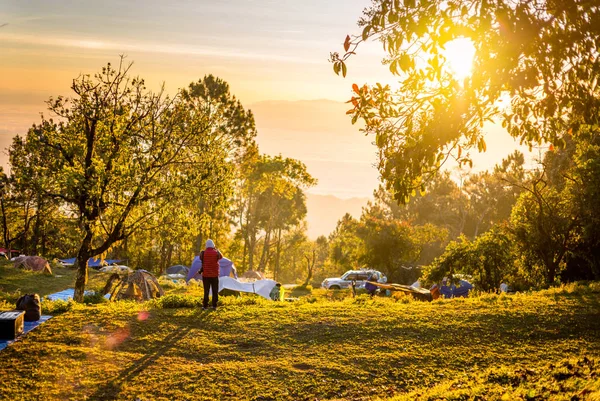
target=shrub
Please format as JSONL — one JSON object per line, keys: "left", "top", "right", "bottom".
{"left": 42, "top": 299, "right": 74, "bottom": 315}
{"left": 83, "top": 292, "right": 108, "bottom": 305}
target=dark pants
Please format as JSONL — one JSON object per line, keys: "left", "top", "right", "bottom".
{"left": 202, "top": 276, "right": 219, "bottom": 308}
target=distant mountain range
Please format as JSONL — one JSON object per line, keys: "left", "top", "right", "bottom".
{"left": 305, "top": 193, "right": 369, "bottom": 239}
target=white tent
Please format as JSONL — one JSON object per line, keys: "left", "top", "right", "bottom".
{"left": 218, "top": 277, "right": 277, "bottom": 300}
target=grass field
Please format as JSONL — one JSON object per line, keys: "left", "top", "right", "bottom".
{"left": 1, "top": 266, "right": 599, "bottom": 400}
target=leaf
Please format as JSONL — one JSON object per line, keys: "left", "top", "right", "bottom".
{"left": 344, "top": 35, "right": 351, "bottom": 52}
{"left": 334, "top": 62, "right": 341, "bottom": 76}
{"left": 342, "top": 62, "right": 348, "bottom": 78}
{"left": 352, "top": 83, "right": 360, "bottom": 94}
{"left": 362, "top": 25, "right": 371, "bottom": 41}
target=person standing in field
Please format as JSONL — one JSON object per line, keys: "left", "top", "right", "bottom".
{"left": 201, "top": 239, "right": 222, "bottom": 310}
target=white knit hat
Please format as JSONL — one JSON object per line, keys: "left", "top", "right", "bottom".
{"left": 205, "top": 239, "right": 215, "bottom": 249}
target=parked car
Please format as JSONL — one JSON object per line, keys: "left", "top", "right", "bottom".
{"left": 321, "top": 269, "right": 386, "bottom": 290}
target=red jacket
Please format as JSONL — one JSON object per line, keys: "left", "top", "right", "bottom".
{"left": 201, "top": 248, "right": 222, "bottom": 278}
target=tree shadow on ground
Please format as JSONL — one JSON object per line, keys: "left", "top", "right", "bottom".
{"left": 87, "top": 318, "right": 196, "bottom": 400}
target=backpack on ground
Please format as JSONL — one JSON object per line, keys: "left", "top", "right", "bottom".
{"left": 16, "top": 293, "right": 41, "bottom": 321}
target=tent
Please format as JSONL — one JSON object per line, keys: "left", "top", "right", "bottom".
{"left": 58, "top": 258, "right": 123, "bottom": 268}
{"left": 219, "top": 258, "right": 237, "bottom": 278}
{"left": 218, "top": 277, "right": 277, "bottom": 300}
{"left": 104, "top": 270, "right": 164, "bottom": 301}
{"left": 13, "top": 256, "right": 52, "bottom": 274}
{"left": 439, "top": 279, "right": 473, "bottom": 298}
{"left": 99, "top": 265, "right": 132, "bottom": 273}
{"left": 166, "top": 265, "right": 189, "bottom": 275}
{"left": 240, "top": 270, "right": 264, "bottom": 280}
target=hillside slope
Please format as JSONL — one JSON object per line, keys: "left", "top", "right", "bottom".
{"left": 1, "top": 284, "right": 599, "bottom": 400}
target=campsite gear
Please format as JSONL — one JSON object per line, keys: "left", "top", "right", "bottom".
{"left": 218, "top": 258, "right": 237, "bottom": 279}
{"left": 200, "top": 248, "right": 222, "bottom": 278}
{"left": 364, "top": 280, "right": 378, "bottom": 296}
{"left": 0, "top": 311, "right": 25, "bottom": 340}
{"left": 16, "top": 294, "right": 41, "bottom": 321}
{"left": 166, "top": 265, "right": 189, "bottom": 276}
{"left": 187, "top": 256, "right": 203, "bottom": 282}
{"left": 13, "top": 256, "right": 52, "bottom": 274}
{"left": 105, "top": 270, "right": 164, "bottom": 301}
{"left": 99, "top": 265, "right": 132, "bottom": 273}
{"left": 219, "top": 277, "right": 277, "bottom": 300}
{"left": 203, "top": 276, "right": 219, "bottom": 309}
{"left": 430, "top": 284, "right": 441, "bottom": 300}
{"left": 58, "top": 258, "right": 122, "bottom": 268}
{"left": 440, "top": 279, "right": 473, "bottom": 298}
{"left": 369, "top": 281, "right": 433, "bottom": 301}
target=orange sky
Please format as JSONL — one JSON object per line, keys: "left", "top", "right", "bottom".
{"left": 0, "top": 1, "right": 532, "bottom": 199}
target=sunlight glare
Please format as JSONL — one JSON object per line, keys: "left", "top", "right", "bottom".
{"left": 442, "top": 38, "right": 475, "bottom": 81}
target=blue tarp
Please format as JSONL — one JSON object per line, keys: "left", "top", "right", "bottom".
{"left": 0, "top": 315, "right": 52, "bottom": 352}
{"left": 440, "top": 280, "right": 474, "bottom": 298}
{"left": 46, "top": 288, "right": 94, "bottom": 301}
{"left": 59, "top": 258, "right": 122, "bottom": 267}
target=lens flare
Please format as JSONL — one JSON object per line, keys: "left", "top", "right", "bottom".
{"left": 442, "top": 38, "right": 476, "bottom": 81}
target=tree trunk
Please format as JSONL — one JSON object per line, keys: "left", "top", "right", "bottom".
{"left": 258, "top": 229, "right": 271, "bottom": 272}
{"left": 274, "top": 228, "right": 282, "bottom": 281}
{"left": 74, "top": 230, "right": 93, "bottom": 302}
{"left": 1, "top": 195, "right": 11, "bottom": 259}
{"left": 166, "top": 243, "right": 173, "bottom": 270}
{"left": 248, "top": 231, "right": 256, "bottom": 271}
{"left": 159, "top": 241, "right": 168, "bottom": 275}
{"left": 304, "top": 249, "right": 316, "bottom": 286}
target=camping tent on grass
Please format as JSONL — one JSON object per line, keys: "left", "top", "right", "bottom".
{"left": 166, "top": 265, "right": 189, "bottom": 275}
{"left": 104, "top": 270, "right": 164, "bottom": 301}
{"left": 58, "top": 258, "right": 123, "bottom": 268}
{"left": 13, "top": 256, "right": 52, "bottom": 274}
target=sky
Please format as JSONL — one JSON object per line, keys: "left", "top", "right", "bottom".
{"left": 0, "top": 0, "right": 532, "bottom": 199}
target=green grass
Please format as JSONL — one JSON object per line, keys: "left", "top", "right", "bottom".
{"left": 0, "top": 261, "right": 114, "bottom": 309}
{"left": 0, "top": 281, "right": 599, "bottom": 400}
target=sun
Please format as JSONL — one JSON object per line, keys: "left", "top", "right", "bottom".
{"left": 442, "top": 37, "right": 476, "bottom": 81}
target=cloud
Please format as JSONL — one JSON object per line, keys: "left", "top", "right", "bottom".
{"left": 0, "top": 32, "right": 322, "bottom": 65}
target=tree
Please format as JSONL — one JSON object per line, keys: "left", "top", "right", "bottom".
{"left": 566, "top": 131, "right": 600, "bottom": 280}
{"left": 14, "top": 61, "right": 254, "bottom": 301}
{"left": 232, "top": 154, "right": 315, "bottom": 273}
{"left": 378, "top": 172, "right": 468, "bottom": 238}
{"left": 302, "top": 236, "right": 329, "bottom": 286}
{"left": 332, "top": 0, "right": 600, "bottom": 203}
{"left": 328, "top": 213, "right": 363, "bottom": 272}
{"left": 421, "top": 226, "right": 516, "bottom": 291}
{"left": 509, "top": 168, "right": 580, "bottom": 286}
{"left": 355, "top": 203, "right": 447, "bottom": 284}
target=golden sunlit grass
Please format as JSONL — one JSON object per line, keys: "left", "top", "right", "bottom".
{"left": 0, "top": 280, "right": 599, "bottom": 400}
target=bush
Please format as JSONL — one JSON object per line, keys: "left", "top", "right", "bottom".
{"left": 42, "top": 299, "right": 74, "bottom": 315}
{"left": 83, "top": 292, "right": 108, "bottom": 305}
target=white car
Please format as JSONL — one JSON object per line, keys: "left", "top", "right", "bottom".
{"left": 321, "top": 269, "right": 386, "bottom": 290}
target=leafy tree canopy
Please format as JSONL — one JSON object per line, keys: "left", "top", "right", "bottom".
{"left": 332, "top": 0, "right": 600, "bottom": 203}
